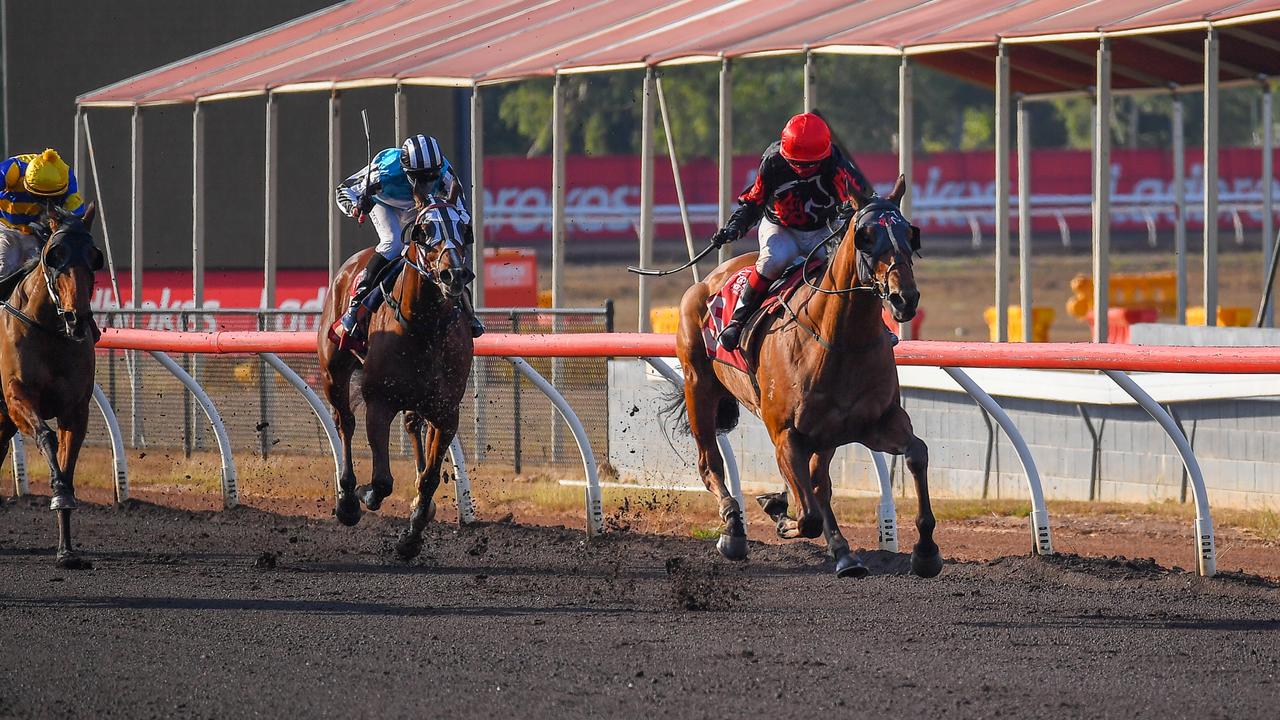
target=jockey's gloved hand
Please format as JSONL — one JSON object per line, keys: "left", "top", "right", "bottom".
{"left": 711, "top": 227, "right": 736, "bottom": 248}
{"left": 354, "top": 194, "right": 376, "bottom": 218}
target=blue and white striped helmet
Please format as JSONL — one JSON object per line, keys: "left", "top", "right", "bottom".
{"left": 400, "top": 134, "right": 443, "bottom": 174}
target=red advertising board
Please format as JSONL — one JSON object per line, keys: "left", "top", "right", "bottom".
{"left": 480, "top": 147, "right": 1278, "bottom": 242}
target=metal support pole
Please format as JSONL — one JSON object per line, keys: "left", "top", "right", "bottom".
{"left": 470, "top": 86, "right": 485, "bottom": 307}
{"left": 551, "top": 75, "right": 565, "bottom": 309}
{"left": 718, "top": 58, "right": 734, "bottom": 265}
{"left": 1017, "top": 95, "right": 1032, "bottom": 342}
{"left": 899, "top": 55, "right": 915, "bottom": 340}
{"left": 638, "top": 67, "right": 655, "bottom": 331}
{"left": 129, "top": 106, "right": 144, "bottom": 447}
{"left": 803, "top": 49, "right": 816, "bottom": 112}
{"left": 73, "top": 106, "right": 85, "bottom": 187}
{"left": 655, "top": 72, "right": 700, "bottom": 283}
{"left": 994, "top": 43, "right": 1011, "bottom": 342}
{"left": 1203, "top": 28, "right": 1220, "bottom": 326}
{"left": 1093, "top": 38, "right": 1112, "bottom": 342}
{"left": 263, "top": 93, "right": 279, "bottom": 309}
{"left": 130, "top": 106, "right": 143, "bottom": 312}
{"left": 192, "top": 102, "right": 205, "bottom": 310}
{"left": 327, "top": 91, "right": 342, "bottom": 280}
{"left": 394, "top": 83, "right": 407, "bottom": 144}
{"left": 1262, "top": 81, "right": 1274, "bottom": 327}
{"left": 1172, "top": 91, "right": 1187, "bottom": 324}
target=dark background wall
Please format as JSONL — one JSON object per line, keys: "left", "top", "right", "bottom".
{"left": 2, "top": 0, "right": 463, "bottom": 271}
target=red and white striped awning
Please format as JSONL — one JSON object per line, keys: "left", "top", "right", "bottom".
{"left": 77, "top": 0, "right": 1280, "bottom": 106}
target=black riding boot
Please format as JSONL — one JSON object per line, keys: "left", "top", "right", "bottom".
{"left": 333, "top": 253, "right": 391, "bottom": 346}
{"left": 719, "top": 281, "right": 768, "bottom": 352}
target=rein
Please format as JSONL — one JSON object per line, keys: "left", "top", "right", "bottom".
{"left": 382, "top": 225, "right": 462, "bottom": 334}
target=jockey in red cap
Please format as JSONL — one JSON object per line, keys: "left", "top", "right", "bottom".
{"left": 711, "top": 113, "right": 874, "bottom": 351}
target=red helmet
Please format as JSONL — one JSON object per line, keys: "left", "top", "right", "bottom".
{"left": 780, "top": 113, "right": 832, "bottom": 164}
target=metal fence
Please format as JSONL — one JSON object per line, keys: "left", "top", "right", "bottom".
{"left": 92, "top": 305, "right": 613, "bottom": 477}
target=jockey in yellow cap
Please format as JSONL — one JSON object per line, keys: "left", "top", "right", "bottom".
{"left": 0, "top": 149, "right": 86, "bottom": 279}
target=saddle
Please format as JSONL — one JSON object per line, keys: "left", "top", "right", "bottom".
{"left": 327, "top": 257, "right": 406, "bottom": 354}
{"left": 0, "top": 256, "right": 40, "bottom": 302}
{"left": 702, "top": 257, "right": 825, "bottom": 373}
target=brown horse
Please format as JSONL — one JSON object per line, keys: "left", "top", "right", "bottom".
{"left": 318, "top": 202, "right": 473, "bottom": 560}
{"left": 670, "top": 177, "right": 940, "bottom": 578}
{"left": 0, "top": 204, "right": 102, "bottom": 568}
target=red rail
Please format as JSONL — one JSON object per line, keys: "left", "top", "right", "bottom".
{"left": 96, "top": 328, "right": 1280, "bottom": 373}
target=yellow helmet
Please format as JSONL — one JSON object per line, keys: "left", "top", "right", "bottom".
{"left": 23, "top": 149, "right": 70, "bottom": 197}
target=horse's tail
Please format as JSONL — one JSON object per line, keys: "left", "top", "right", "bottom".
{"left": 657, "top": 385, "right": 691, "bottom": 443}
{"left": 657, "top": 387, "right": 740, "bottom": 444}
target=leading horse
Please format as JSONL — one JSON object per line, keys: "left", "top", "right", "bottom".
{"left": 0, "top": 204, "right": 102, "bottom": 568}
{"left": 669, "top": 177, "right": 941, "bottom": 578}
{"left": 318, "top": 200, "right": 474, "bottom": 560}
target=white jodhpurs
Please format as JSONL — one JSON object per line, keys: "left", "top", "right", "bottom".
{"left": 755, "top": 217, "right": 830, "bottom": 279}
{"left": 368, "top": 203, "right": 418, "bottom": 261}
{"left": 0, "top": 226, "right": 41, "bottom": 278}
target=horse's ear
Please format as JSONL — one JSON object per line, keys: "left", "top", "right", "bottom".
{"left": 81, "top": 202, "right": 97, "bottom": 228}
{"left": 887, "top": 174, "right": 908, "bottom": 205}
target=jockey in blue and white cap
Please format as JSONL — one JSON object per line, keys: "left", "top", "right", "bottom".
{"left": 333, "top": 134, "right": 483, "bottom": 341}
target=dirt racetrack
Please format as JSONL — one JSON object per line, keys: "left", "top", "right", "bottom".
{"left": 2, "top": 492, "right": 1278, "bottom": 720}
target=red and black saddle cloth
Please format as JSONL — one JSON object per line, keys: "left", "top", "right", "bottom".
{"left": 701, "top": 259, "right": 824, "bottom": 372}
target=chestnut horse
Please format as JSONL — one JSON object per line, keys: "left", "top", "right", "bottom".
{"left": 669, "top": 177, "right": 941, "bottom": 578}
{"left": 0, "top": 204, "right": 102, "bottom": 568}
{"left": 318, "top": 202, "right": 473, "bottom": 560}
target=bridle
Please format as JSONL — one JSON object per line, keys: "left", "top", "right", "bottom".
{"left": 400, "top": 202, "right": 471, "bottom": 298}
{"left": 801, "top": 198, "right": 919, "bottom": 300}
{"left": 0, "top": 219, "right": 101, "bottom": 341}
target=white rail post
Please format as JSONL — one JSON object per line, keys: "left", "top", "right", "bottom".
{"left": 150, "top": 351, "right": 237, "bottom": 508}
{"left": 550, "top": 74, "right": 567, "bottom": 463}
{"left": 10, "top": 435, "right": 26, "bottom": 496}
{"left": 718, "top": 57, "right": 734, "bottom": 265}
{"left": 655, "top": 71, "right": 701, "bottom": 282}
{"left": 1262, "top": 79, "right": 1274, "bottom": 327}
{"left": 327, "top": 90, "right": 342, "bottom": 281}
{"left": 994, "top": 43, "right": 1011, "bottom": 342}
{"left": 73, "top": 106, "right": 85, "bottom": 190}
{"left": 507, "top": 357, "right": 602, "bottom": 536}
{"left": 93, "top": 385, "right": 129, "bottom": 504}
{"left": 129, "top": 105, "right": 144, "bottom": 447}
{"left": 1017, "top": 95, "right": 1033, "bottom": 342}
{"left": 868, "top": 448, "right": 898, "bottom": 552}
{"left": 449, "top": 437, "right": 476, "bottom": 525}
{"left": 1172, "top": 89, "right": 1187, "bottom": 324}
{"left": 942, "top": 367, "right": 1052, "bottom": 555}
{"left": 899, "top": 54, "right": 914, "bottom": 341}
{"left": 1103, "top": 371, "right": 1215, "bottom": 577}
{"left": 192, "top": 102, "right": 205, "bottom": 313}
{"left": 1204, "top": 28, "right": 1220, "bottom": 326}
{"left": 1093, "top": 38, "right": 1112, "bottom": 342}
{"left": 638, "top": 67, "right": 655, "bottom": 330}
{"left": 643, "top": 357, "right": 745, "bottom": 527}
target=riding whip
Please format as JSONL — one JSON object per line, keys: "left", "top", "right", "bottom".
{"left": 358, "top": 108, "right": 373, "bottom": 225}
{"left": 626, "top": 239, "right": 719, "bottom": 277}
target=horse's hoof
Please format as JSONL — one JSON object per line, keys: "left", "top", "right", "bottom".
{"left": 356, "top": 484, "right": 388, "bottom": 511}
{"left": 49, "top": 494, "right": 77, "bottom": 511}
{"left": 798, "top": 514, "right": 824, "bottom": 539}
{"left": 334, "top": 493, "right": 362, "bottom": 527}
{"left": 395, "top": 533, "right": 424, "bottom": 561}
{"left": 716, "top": 533, "right": 748, "bottom": 562}
{"left": 56, "top": 552, "right": 92, "bottom": 570}
{"left": 835, "top": 553, "right": 869, "bottom": 579}
{"left": 911, "top": 544, "right": 943, "bottom": 578}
